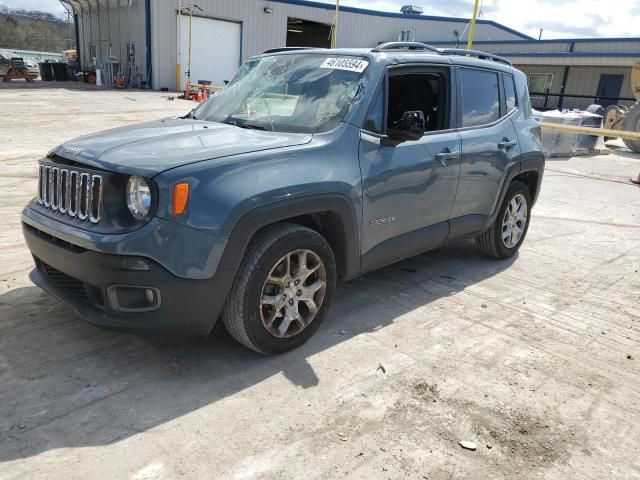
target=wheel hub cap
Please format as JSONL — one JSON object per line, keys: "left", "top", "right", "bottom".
{"left": 502, "top": 193, "right": 528, "bottom": 249}
{"left": 260, "top": 249, "right": 327, "bottom": 338}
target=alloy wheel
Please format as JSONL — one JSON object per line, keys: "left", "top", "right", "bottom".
{"left": 502, "top": 193, "right": 528, "bottom": 248}
{"left": 259, "top": 249, "right": 327, "bottom": 338}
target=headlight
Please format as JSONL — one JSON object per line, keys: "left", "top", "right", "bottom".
{"left": 126, "top": 176, "right": 152, "bottom": 220}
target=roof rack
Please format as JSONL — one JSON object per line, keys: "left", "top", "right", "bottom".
{"left": 438, "top": 48, "right": 513, "bottom": 66}
{"left": 261, "top": 47, "right": 318, "bottom": 54}
{"left": 372, "top": 42, "right": 440, "bottom": 53}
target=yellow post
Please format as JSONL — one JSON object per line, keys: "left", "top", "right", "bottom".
{"left": 176, "top": 0, "right": 182, "bottom": 91}
{"left": 466, "top": 0, "right": 480, "bottom": 51}
{"left": 185, "top": 6, "right": 193, "bottom": 99}
{"left": 332, "top": 0, "right": 339, "bottom": 48}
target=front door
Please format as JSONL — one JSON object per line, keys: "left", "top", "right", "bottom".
{"left": 359, "top": 66, "right": 461, "bottom": 255}
{"left": 595, "top": 74, "right": 624, "bottom": 107}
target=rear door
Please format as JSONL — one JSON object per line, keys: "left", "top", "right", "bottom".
{"left": 451, "top": 66, "right": 521, "bottom": 219}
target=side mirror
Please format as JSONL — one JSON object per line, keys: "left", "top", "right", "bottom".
{"left": 387, "top": 111, "right": 425, "bottom": 143}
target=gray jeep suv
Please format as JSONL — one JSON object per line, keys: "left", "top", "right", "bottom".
{"left": 22, "top": 43, "right": 544, "bottom": 354}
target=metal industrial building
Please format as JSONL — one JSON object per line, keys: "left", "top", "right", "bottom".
{"left": 60, "top": 0, "right": 530, "bottom": 91}
{"left": 430, "top": 38, "right": 640, "bottom": 110}
{"left": 60, "top": 0, "right": 640, "bottom": 111}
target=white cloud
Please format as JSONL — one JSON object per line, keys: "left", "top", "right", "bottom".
{"left": 314, "top": 0, "right": 640, "bottom": 38}
{"left": 6, "top": 0, "right": 639, "bottom": 39}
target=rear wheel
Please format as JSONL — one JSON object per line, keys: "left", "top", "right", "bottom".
{"left": 476, "top": 181, "right": 532, "bottom": 259}
{"left": 222, "top": 223, "right": 336, "bottom": 354}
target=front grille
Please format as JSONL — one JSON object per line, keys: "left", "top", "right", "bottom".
{"left": 37, "top": 165, "right": 103, "bottom": 223}
{"left": 41, "top": 262, "right": 89, "bottom": 300}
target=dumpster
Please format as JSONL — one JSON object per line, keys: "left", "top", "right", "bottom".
{"left": 51, "top": 62, "right": 68, "bottom": 81}
{"left": 38, "top": 62, "right": 53, "bottom": 81}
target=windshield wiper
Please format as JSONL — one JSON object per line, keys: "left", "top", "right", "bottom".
{"left": 222, "top": 119, "right": 268, "bottom": 131}
{"left": 236, "top": 123, "right": 268, "bottom": 131}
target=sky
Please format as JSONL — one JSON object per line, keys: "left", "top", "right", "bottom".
{"left": 4, "top": 0, "right": 640, "bottom": 39}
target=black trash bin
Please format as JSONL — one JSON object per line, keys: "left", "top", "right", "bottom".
{"left": 52, "top": 62, "right": 68, "bottom": 81}
{"left": 39, "top": 62, "right": 53, "bottom": 81}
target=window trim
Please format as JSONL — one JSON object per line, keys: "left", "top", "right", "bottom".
{"left": 501, "top": 72, "right": 518, "bottom": 115}
{"left": 360, "top": 63, "right": 456, "bottom": 138}
{"left": 455, "top": 66, "right": 510, "bottom": 131}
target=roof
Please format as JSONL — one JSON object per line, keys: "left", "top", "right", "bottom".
{"left": 269, "top": 0, "right": 533, "bottom": 40}
{"left": 258, "top": 45, "right": 515, "bottom": 72}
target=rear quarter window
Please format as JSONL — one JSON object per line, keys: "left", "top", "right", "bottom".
{"left": 503, "top": 74, "right": 517, "bottom": 113}
{"left": 459, "top": 68, "right": 500, "bottom": 127}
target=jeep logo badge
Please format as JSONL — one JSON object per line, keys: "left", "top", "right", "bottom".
{"left": 63, "top": 144, "right": 82, "bottom": 157}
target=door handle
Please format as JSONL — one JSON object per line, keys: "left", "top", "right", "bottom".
{"left": 435, "top": 150, "right": 460, "bottom": 167}
{"left": 498, "top": 139, "right": 518, "bottom": 149}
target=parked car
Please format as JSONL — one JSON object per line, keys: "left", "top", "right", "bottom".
{"left": 22, "top": 43, "right": 544, "bottom": 354}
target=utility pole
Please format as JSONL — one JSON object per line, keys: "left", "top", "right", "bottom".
{"left": 538, "top": 28, "right": 544, "bottom": 40}
{"left": 177, "top": 0, "right": 182, "bottom": 91}
{"left": 180, "top": 3, "right": 202, "bottom": 99}
{"left": 466, "top": 0, "right": 480, "bottom": 51}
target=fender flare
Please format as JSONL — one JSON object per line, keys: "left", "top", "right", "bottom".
{"left": 483, "top": 152, "right": 545, "bottom": 231}
{"left": 194, "top": 194, "right": 361, "bottom": 335}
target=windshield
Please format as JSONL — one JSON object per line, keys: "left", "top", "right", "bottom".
{"left": 191, "top": 54, "right": 368, "bottom": 133}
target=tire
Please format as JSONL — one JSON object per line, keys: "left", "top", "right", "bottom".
{"left": 622, "top": 103, "right": 640, "bottom": 154}
{"left": 585, "top": 103, "right": 605, "bottom": 117}
{"left": 222, "top": 223, "right": 337, "bottom": 354}
{"left": 475, "top": 181, "right": 532, "bottom": 259}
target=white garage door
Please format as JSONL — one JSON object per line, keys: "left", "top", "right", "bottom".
{"left": 178, "top": 15, "right": 241, "bottom": 90}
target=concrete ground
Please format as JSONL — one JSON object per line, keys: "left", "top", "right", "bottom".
{"left": 0, "top": 86, "right": 639, "bottom": 480}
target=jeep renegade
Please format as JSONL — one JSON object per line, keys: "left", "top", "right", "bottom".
{"left": 22, "top": 43, "right": 544, "bottom": 354}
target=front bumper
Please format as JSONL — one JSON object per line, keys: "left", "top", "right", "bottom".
{"left": 23, "top": 221, "right": 225, "bottom": 336}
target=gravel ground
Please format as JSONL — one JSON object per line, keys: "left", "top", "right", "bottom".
{"left": 0, "top": 85, "right": 639, "bottom": 480}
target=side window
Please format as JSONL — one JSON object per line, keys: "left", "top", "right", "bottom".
{"left": 386, "top": 71, "right": 448, "bottom": 132}
{"left": 459, "top": 68, "right": 500, "bottom": 128}
{"left": 363, "top": 82, "right": 385, "bottom": 134}
{"left": 503, "top": 74, "right": 517, "bottom": 113}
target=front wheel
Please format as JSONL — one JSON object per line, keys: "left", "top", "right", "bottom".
{"left": 222, "top": 223, "right": 336, "bottom": 354}
{"left": 475, "top": 181, "right": 532, "bottom": 259}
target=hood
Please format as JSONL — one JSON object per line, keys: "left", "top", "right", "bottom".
{"left": 50, "top": 119, "right": 313, "bottom": 177}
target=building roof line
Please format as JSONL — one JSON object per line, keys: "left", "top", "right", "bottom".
{"left": 269, "top": 0, "right": 533, "bottom": 40}
{"left": 426, "top": 37, "right": 640, "bottom": 45}
{"left": 494, "top": 52, "right": 640, "bottom": 58}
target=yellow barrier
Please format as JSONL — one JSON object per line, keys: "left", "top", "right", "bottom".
{"left": 539, "top": 121, "right": 640, "bottom": 140}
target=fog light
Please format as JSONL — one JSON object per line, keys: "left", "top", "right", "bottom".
{"left": 144, "top": 288, "right": 155, "bottom": 303}
{"left": 121, "top": 258, "right": 150, "bottom": 271}
{"left": 107, "top": 285, "right": 161, "bottom": 313}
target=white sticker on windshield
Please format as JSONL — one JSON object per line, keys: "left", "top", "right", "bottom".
{"left": 320, "top": 58, "right": 369, "bottom": 73}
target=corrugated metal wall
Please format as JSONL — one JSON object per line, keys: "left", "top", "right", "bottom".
{"left": 516, "top": 65, "right": 566, "bottom": 110}
{"left": 564, "top": 66, "right": 635, "bottom": 109}
{"left": 75, "top": 0, "right": 147, "bottom": 87}
{"left": 516, "top": 65, "right": 635, "bottom": 110}
{"left": 150, "top": 0, "right": 527, "bottom": 90}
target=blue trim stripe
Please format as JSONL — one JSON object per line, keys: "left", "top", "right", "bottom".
{"left": 495, "top": 52, "right": 640, "bottom": 58}
{"left": 427, "top": 37, "right": 640, "bottom": 45}
{"left": 269, "top": 0, "right": 533, "bottom": 40}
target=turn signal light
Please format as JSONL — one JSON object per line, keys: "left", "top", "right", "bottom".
{"left": 172, "top": 182, "right": 189, "bottom": 215}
